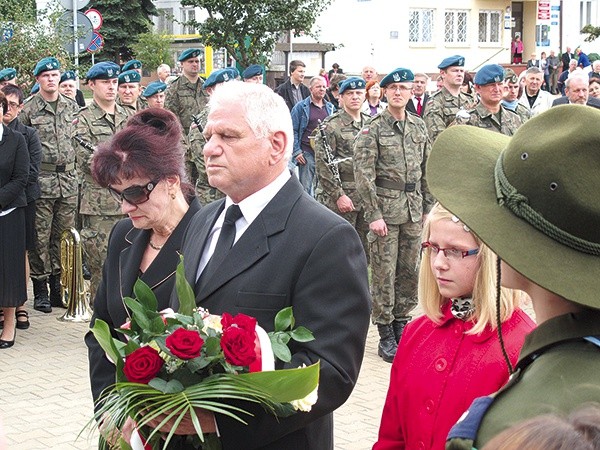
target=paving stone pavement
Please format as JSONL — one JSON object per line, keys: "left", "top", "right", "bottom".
{"left": 0, "top": 294, "right": 390, "bottom": 450}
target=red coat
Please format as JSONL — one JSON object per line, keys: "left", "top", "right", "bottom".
{"left": 373, "top": 302, "right": 535, "bottom": 450}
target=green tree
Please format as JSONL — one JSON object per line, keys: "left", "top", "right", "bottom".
{"left": 582, "top": 24, "right": 600, "bottom": 42}
{"left": 87, "top": 0, "right": 158, "bottom": 61}
{"left": 130, "top": 30, "right": 173, "bottom": 72}
{"left": 181, "top": 0, "right": 333, "bottom": 67}
{"left": 0, "top": 0, "right": 36, "bottom": 22}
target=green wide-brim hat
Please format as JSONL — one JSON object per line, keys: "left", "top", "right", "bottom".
{"left": 428, "top": 104, "right": 600, "bottom": 309}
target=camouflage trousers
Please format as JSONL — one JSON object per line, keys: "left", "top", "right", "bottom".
{"left": 80, "top": 214, "right": 123, "bottom": 301}
{"left": 369, "top": 220, "right": 422, "bottom": 325}
{"left": 29, "top": 195, "right": 77, "bottom": 280}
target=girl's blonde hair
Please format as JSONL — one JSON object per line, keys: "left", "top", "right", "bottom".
{"left": 418, "top": 203, "right": 522, "bottom": 335}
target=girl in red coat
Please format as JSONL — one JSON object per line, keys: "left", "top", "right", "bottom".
{"left": 373, "top": 203, "right": 535, "bottom": 450}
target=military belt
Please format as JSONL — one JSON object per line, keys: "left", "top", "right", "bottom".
{"left": 339, "top": 172, "right": 355, "bottom": 182}
{"left": 41, "top": 162, "right": 75, "bottom": 173}
{"left": 375, "top": 177, "right": 417, "bottom": 192}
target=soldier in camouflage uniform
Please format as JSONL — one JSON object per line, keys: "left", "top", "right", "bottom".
{"left": 354, "top": 68, "right": 435, "bottom": 363}
{"left": 423, "top": 55, "right": 476, "bottom": 143}
{"left": 20, "top": 57, "right": 80, "bottom": 313}
{"left": 76, "top": 62, "right": 131, "bottom": 299}
{"left": 187, "top": 68, "right": 238, "bottom": 203}
{"left": 116, "top": 70, "right": 147, "bottom": 111}
{"left": 165, "top": 48, "right": 209, "bottom": 132}
{"left": 314, "top": 77, "right": 371, "bottom": 258}
{"left": 451, "top": 64, "right": 522, "bottom": 136}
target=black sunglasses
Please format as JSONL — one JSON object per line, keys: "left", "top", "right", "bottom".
{"left": 108, "top": 179, "right": 160, "bottom": 205}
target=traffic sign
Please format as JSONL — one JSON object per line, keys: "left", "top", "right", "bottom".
{"left": 87, "top": 31, "right": 104, "bottom": 53}
{"left": 59, "top": 0, "right": 90, "bottom": 10}
{"left": 84, "top": 9, "right": 103, "bottom": 31}
{"left": 0, "top": 24, "right": 14, "bottom": 44}
{"left": 56, "top": 11, "right": 94, "bottom": 55}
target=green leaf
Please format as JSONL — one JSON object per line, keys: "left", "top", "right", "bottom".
{"left": 133, "top": 279, "right": 158, "bottom": 311}
{"left": 90, "top": 319, "right": 121, "bottom": 366}
{"left": 148, "top": 315, "right": 167, "bottom": 334}
{"left": 274, "top": 307, "right": 293, "bottom": 331}
{"left": 149, "top": 378, "right": 185, "bottom": 394}
{"left": 290, "top": 326, "right": 315, "bottom": 342}
{"left": 175, "top": 256, "right": 196, "bottom": 316}
{"left": 123, "top": 297, "right": 152, "bottom": 331}
{"left": 271, "top": 341, "right": 291, "bottom": 362}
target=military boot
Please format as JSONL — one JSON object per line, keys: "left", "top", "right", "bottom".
{"left": 377, "top": 324, "right": 398, "bottom": 363}
{"left": 392, "top": 318, "right": 410, "bottom": 343}
{"left": 32, "top": 278, "right": 52, "bottom": 313}
{"left": 49, "top": 273, "right": 64, "bottom": 308}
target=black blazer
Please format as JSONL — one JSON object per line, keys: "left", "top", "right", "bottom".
{"left": 406, "top": 93, "right": 429, "bottom": 117}
{"left": 274, "top": 79, "right": 310, "bottom": 111}
{"left": 7, "top": 118, "right": 42, "bottom": 202}
{"left": 0, "top": 124, "right": 28, "bottom": 211}
{"left": 551, "top": 96, "right": 600, "bottom": 109}
{"left": 85, "top": 198, "right": 201, "bottom": 404}
{"left": 175, "top": 176, "right": 370, "bottom": 450}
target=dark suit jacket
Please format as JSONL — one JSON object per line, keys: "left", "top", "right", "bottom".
{"left": 274, "top": 79, "right": 310, "bottom": 111}
{"left": 406, "top": 93, "right": 429, "bottom": 117}
{"left": 7, "top": 118, "right": 42, "bottom": 202}
{"left": 175, "top": 176, "right": 370, "bottom": 450}
{"left": 0, "top": 124, "right": 28, "bottom": 211}
{"left": 85, "top": 198, "right": 201, "bottom": 405}
{"left": 551, "top": 96, "right": 600, "bottom": 109}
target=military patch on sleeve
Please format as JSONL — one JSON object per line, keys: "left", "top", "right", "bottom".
{"left": 361, "top": 127, "right": 370, "bottom": 134}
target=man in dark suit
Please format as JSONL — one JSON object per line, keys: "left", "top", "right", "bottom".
{"left": 171, "top": 81, "right": 371, "bottom": 449}
{"left": 406, "top": 72, "right": 429, "bottom": 117}
{"left": 274, "top": 59, "right": 310, "bottom": 111}
{"left": 561, "top": 46, "right": 575, "bottom": 73}
{"left": 552, "top": 70, "right": 600, "bottom": 109}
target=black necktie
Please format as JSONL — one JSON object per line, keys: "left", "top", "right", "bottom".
{"left": 196, "top": 204, "right": 243, "bottom": 293}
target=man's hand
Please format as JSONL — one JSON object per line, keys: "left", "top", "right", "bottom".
{"left": 369, "top": 219, "right": 388, "bottom": 237}
{"left": 336, "top": 195, "right": 355, "bottom": 213}
{"left": 295, "top": 153, "right": 307, "bottom": 165}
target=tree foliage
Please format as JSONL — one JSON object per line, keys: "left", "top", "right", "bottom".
{"left": 180, "top": 0, "right": 333, "bottom": 67}
{"left": 0, "top": 0, "right": 36, "bottom": 22}
{"left": 582, "top": 24, "right": 600, "bottom": 42}
{"left": 87, "top": 0, "right": 158, "bottom": 61}
{"left": 130, "top": 31, "right": 173, "bottom": 72}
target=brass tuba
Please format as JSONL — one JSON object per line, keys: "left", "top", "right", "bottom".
{"left": 58, "top": 228, "right": 92, "bottom": 322}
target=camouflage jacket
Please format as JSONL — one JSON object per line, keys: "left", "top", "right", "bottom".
{"left": 116, "top": 95, "right": 148, "bottom": 112}
{"left": 313, "top": 109, "right": 370, "bottom": 209}
{"left": 423, "top": 87, "right": 476, "bottom": 143}
{"left": 451, "top": 103, "right": 523, "bottom": 136}
{"left": 165, "top": 75, "right": 208, "bottom": 131}
{"left": 20, "top": 93, "right": 80, "bottom": 198}
{"left": 76, "top": 100, "right": 132, "bottom": 215}
{"left": 353, "top": 109, "right": 434, "bottom": 225}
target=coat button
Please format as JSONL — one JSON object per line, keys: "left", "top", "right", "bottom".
{"left": 425, "top": 399, "right": 435, "bottom": 413}
{"left": 417, "top": 441, "right": 425, "bottom": 449}
{"left": 435, "top": 357, "right": 448, "bottom": 371}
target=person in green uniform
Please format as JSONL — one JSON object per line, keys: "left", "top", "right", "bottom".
{"left": 427, "top": 105, "right": 600, "bottom": 449}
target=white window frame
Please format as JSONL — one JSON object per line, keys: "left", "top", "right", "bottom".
{"left": 409, "top": 8, "right": 435, "bottom": 46}
{"left": 444, "top": 9, "right": 469, "bottom": 46}
{"left": 157, "top": 8, "right": 173, "bottom": 35}
{"left": 181, "top": 8, "right": 196, "bottom": 35}
{"left": 478, "top": 9, "right": 502, "bottom": 45}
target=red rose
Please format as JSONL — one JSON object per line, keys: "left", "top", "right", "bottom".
{"left": 220, "top": 313, "right": 258, "bottom": 367}
{"left": 123, "top": 346, "right": 164, "bottom": 384}
{"left": 166, "top": 327, "right": 204, "bottom": 360}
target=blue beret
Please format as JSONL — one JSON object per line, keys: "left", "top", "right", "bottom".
{"left": 380, "top": 68, "right": 414, "bottom": 88}
{"left": 122, "top": 59, "right": 142, "bottom": 71}
{"left": 203, "top": 68, "right": 238, "bottom": 89}
{"left": 339, "top": 77, "right": 366, "bottom": 94}
{"left": 143, "top": 81, "right": 167, "bottom": 98}
{"left": 474, "top": 64, "right": 505, "bottom": 85}
{"left": 86, "top": 62, "right": 120, "bottom": 80}
{"left": 242, "top": 64, "right": 263, "bottom": 79}
{"left": 438, "top": 55, "right": 465, "bottom": 69}
{"left": 0, "top": 68, "right": 17, "bottom": 82}
{"left": 33, "top": 57, "right": 61, "bottom": 76}
{"left": 178, "top": 48, "right": 202, "bottom": 62}
{"left": 118, "top": 69, "right": 142, "bottom": 84}
{"left": 60, "top": 70, "right": 77, "bottom": 84}
{"left": 31, "top": 83, "right": 40, "bottom": 94}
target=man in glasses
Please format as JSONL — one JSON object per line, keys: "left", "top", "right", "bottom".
{"left": 76, "top": 61, "right": 132, "bottom": 299}
{"left": 354, "top": 68, "right": 435, "bottom": 363}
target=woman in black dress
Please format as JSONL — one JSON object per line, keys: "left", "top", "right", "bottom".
{"left": 0, "top": 90, "right": 29, "bottom": 349}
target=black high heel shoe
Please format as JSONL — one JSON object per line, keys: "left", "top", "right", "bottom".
{"left": 0, "top": 329, "right": 16, "bottom": 349}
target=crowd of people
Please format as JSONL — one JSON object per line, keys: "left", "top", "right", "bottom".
{"left": 1, "top": 44, "right": 599, "bottom": 449}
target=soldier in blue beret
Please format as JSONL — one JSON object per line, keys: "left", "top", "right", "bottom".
{"left": 0, "top": 68, "right": 17, "bottom": 87}
{"left": 379, "top": 68, "right": 414, "bottom": 88}
{"left": 122, "top": 59, "right": 142, "bottom": 76}
{"left": 59, "top": 70, "right": 85, "bottom": 106}
{"left": 178, "top": 48, "right": 202, "bottom": 62}
{"left": 453, "top": 63, "right": 522, "bottom": 136}
{"left": 142, "top": 81, "right": 167, "bottom": 108}
{"left": 424, "top": 54, "right": 475, "bottom": 143}
{"left": 86, "top": 61, "right": 120, "bottom": 80}
{"left": 203, "top": 68, "right": 238, "bottom": 92}
{"left": 338, "top": 77, "right": 366, "bottom": 95}
{"left": 242, "top": 64, "right": 263, "bottom": 84}
{"left": 30, "top": 82, "right": 39, "bottom": 95}
{"left": 33, "top": 57, "right": 61, "bottom": 77}
{"left": 117, "top": 69, "right": 145, "bottom": 111}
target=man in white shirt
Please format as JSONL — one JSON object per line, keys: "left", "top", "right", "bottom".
{"left": 518, "top": 67, "right": 554, "bottom": 117}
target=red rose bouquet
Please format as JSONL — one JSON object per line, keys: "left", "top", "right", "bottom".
{"left": 86, "top": 259, "right": 319, "bottom": 450}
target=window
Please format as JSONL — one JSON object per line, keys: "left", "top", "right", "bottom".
{"left": 409, "top": 9, "right": 434, "bottom": 44}
{"left": 157, "top": 8, "right": 173, "bottom": 35}
{"left": 580, "top": 1, "right": 592, "bottom": 29}
{"left": 181, "top": 8, "right": 196, "bottom": 35}
{"left": 445, "top": 10, "right": 468, "bottom": 44}
{"left": 478, "top": 10, "right": 501, "bottom": 44}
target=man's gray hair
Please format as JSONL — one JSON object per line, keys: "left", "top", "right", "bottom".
{"left": 209, "top": 81, "right": 293, "bottom": 161}
{"left": 309, "top": 76, "right": 327, "bottom": 87}
{"left": 525, "top": 66, "right": 543, "bottom": 76}
{"left": 565, "top": 70, "right": 589, "bottom": 88}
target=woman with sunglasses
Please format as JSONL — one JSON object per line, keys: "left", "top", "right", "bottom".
{"left": 84, "top": 108, "right": 200, "bottom": 443}
{"left": 373, "top": 203, "right": 535, "bottom": 450}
